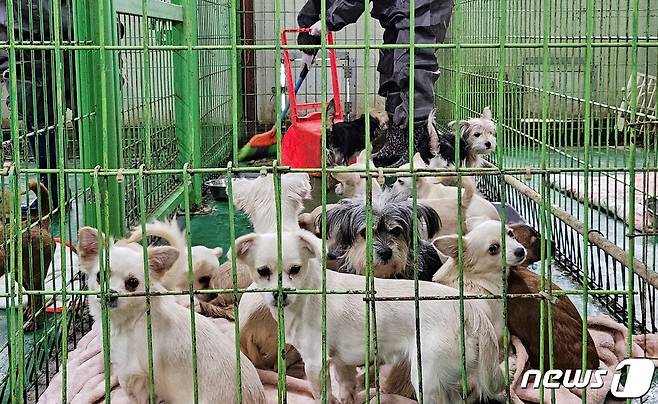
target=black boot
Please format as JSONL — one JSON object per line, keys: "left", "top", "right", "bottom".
{"left": 372, "top": 122, "right": 435, "bottom": 168}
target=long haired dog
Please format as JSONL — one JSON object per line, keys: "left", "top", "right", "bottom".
{"left": 507, "top": 223, "right": 600, "bottom": 371}
{"left": 234, "top": 231, "right": 504, "bottom": 403}
{"left": 232, "top": 172, "right": 311, "bottom": 233}
{"left": 125, "top": 219, "right": 223, "bottom": 299}
{"left": 324, "top": 189, "right": 442, "bottom": 280}
{"left": 325, "top": 99, "right": 389, "bottom": 166}
{"left": 331, "top": 150, "right": 384, "bottom": 198}
{"left": 78, "top": 227, "right": 266, "bottom": 404}
{"left": 430, "top": 106, "right": 497, "bottom": 168}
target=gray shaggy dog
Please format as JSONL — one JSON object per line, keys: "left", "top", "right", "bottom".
{"left": 321, "top": 189, "right": 443, "bottom": 281}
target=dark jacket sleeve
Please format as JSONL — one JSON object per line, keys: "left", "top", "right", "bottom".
{"left": 297, "top": 0, "right": 365, "bottom": 54}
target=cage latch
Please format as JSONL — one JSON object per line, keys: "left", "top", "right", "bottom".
{"left": 539, "top": 291, "right": 559, "bottom": 305}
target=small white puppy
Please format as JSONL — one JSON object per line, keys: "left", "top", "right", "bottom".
{"left": 234, "top": 230, "right": 503, "bottom": 403}
{"left": 331, "top": 150, "right": 383, "bottom": 198}
{"left": 233, "top": 172, "right": 311, "bottom": 233}
{"left": 78, "top": 227, "right": 266, "bottom": 404}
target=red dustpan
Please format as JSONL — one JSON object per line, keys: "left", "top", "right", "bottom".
{"left": 280, "top": 29, "right": 343, "bottom": 169}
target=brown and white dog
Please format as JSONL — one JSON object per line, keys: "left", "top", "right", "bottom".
{"left": 506, "top": 223, "right": 600, "bottom": 371}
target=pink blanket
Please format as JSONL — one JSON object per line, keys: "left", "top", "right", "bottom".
{"left": 550, "top": 172, "right": 657, "bottom": 231}
{"left": 38, "top": 316, "right": 658, "bottom": 404}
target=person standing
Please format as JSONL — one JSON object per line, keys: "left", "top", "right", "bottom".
{"left": 297, "top": 0, "right": 454, "bottom": 167}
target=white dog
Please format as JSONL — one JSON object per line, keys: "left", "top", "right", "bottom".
{"left": 234, "top": 230, "right": 503, "bottom": 403}
{"left": 432, "top": 219, "right": 527, "bottom": 339}
{"left": 232, "top": 172, "right": 311, "bottom": 233}
{"left": 78, "top": 227, "right": 265, "bottom": 404}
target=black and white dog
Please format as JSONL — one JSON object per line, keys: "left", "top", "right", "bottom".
{"left": 325, "top": 99, "right": 389, "bottom": 166}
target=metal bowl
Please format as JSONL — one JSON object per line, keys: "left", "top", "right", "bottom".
{"left": 205, "top": 173, "right": 261, "bottom": 201}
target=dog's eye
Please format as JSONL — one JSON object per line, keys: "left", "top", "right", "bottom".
{"left": 507, "top": 229, "right": 515, "bottom": 238}
{"left": 359, "top": 228, "right": 367, "bottom": 238}
{"left": 390, "top": 226, "right": 402, "bottom": 237}
{"left": 488, "top": 243, "right": 500, "bottom": 255}
{"left": 289, "top": 265, "right": 301, "bottom": 276}
{"left": 474, "top": 132, "right": 481, "bottom": 137}
{"left": 125, "top": 276, "right": 139, "bottom": 291}
{"left": 198, "top": 275, "right": 210, "bottom": 286}
{"left": 257, "top": 266, "right": 271, "bottom": 278}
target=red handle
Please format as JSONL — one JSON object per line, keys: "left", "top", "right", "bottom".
{"left": 281, "top": 29, "right": 343, "bottom": 124}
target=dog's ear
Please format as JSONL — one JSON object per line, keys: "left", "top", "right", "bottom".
{"left": 148, "top": 246, "right": 180, "bottom": 276}
{"left": 78, "top": 227, "right": 101, "bottom": 270}
{"left": 233, "top": 233, "right": 259, "bottom": 261}
{"left": 284, "top": 173, "right": 312, "bottom": 200}
{"left": 326, "top": 99, "right": 336, "bottom": 129}
{"left": 432, "top": 235, "right": 463, "bottom": 259}
{"left": 355, "top": 150, "right": 367, "bottom": 165}
{"left": 412, "top": 152, "right": 426, "bottom": 168}
{"left": 212, "top": 247, "right": 223, "bottom": 258}
{"left": 417, "top": 203, "right": 441, "bottom": 238}
{"left": 465, "top": 216, "right": 489, "bottom": 232}
{"left": 481, "top": 106, "right": 492, "bottom": 120}
{"left": 297, "top": 230, "right": 321, "bottom": 260}
{"left": 331, "top": 172, "right": 355, "bottom": 187}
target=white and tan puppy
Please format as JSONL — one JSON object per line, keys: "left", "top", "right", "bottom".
{"left": 234, "top": 230, "right": 503, "bottom": 404}
{"left": 78, "top": 227, "right": 266, "bottom": 404}
{"left": 125, "top": 219, "right": 223, "bottom": 297}
{"left": 232, "top": 172, "right": 312, "bottom": 233}
{"left": 331, "top": 150, "right": 383, "bottom": 198}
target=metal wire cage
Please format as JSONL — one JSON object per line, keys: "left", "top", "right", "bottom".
{"left": 0, "top": 0, "right": 656, "bottom": 402}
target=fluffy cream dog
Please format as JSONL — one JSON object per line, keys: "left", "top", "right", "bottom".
{"left": 78, "top": 227, "right": 265, "bottom": 404}
{"left": 234, "top": 230, "right": 503, "bottom": 404}
{"left": 232, "top": 172, "right": 311, "bottom": 233}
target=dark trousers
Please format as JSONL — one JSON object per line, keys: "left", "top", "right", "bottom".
{"left": 375, "top": 0, "right": 454, "bottom": 127}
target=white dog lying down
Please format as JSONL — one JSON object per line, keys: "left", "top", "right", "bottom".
{"left": 394, "top": 153, "right": 499, "bottom": 228}
{"left": 78, "top": 227, "right": 265, "bottom": 404}
{"left": 234, "top": 230, "right": 504, "bottom": 403}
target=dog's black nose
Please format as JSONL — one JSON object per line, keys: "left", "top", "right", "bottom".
{"left": 378, "top": 247, "right": 393, "bottom": 261}
{"left": 485, "top": 141, "right": 492, "bottom": 149}
{"left": 514, "top": 247, "right": 526, "bottom": 258}
{"left": 107, "top": 289, "right": 118, "bottom": 307}
{"left": 272, "top": 291, "right": 288, "bottom": 306}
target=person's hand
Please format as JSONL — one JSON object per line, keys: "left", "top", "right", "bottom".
{"left": 302, "top": 52, "right": 316, "bottom": 69}
{"left": 309, "top": 20, "right": 322, "bottom": 36}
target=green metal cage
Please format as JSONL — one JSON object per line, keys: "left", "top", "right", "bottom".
{"left": 0, "top": 0, "right": 656, "bottom": 402}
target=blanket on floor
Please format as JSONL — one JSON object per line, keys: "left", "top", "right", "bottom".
{"left": 38, "top": 315, "right": 658, "bottom": 404}
{"left": 549, "top": 172, "right": 657, "bottom": 231}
